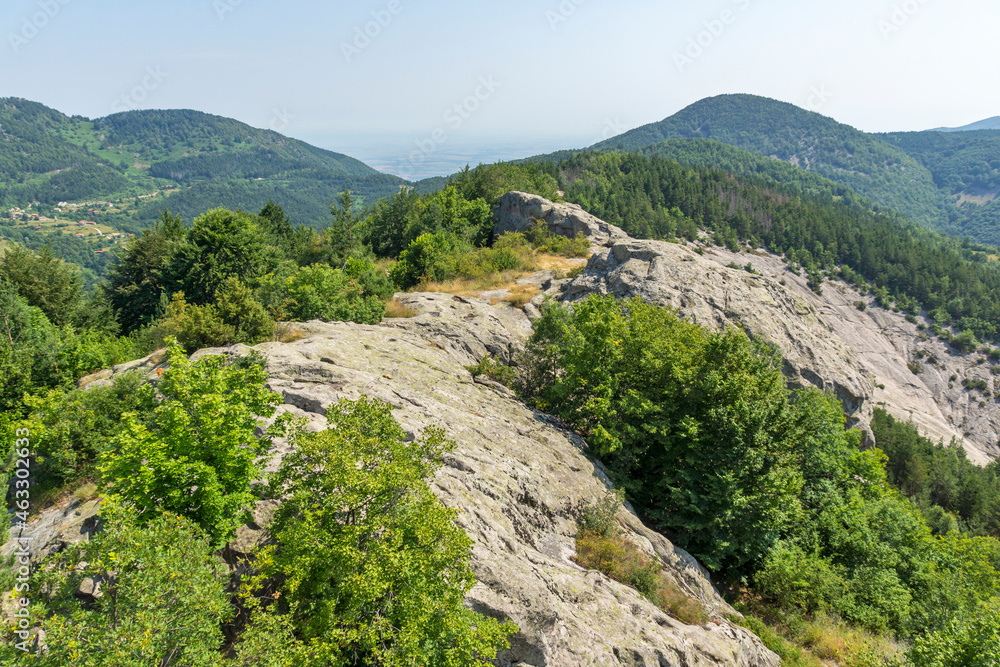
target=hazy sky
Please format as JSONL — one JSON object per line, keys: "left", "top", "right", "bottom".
{"left": 3, "top": 0, "right": 998, "bottom": 178}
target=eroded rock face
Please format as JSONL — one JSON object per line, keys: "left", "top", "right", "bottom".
{"left": 254, "top": 322, "right": 779, "bottom": 667}
{"left": 495, "top": 191, "right": 630, "bottom": 250}
{"left": 507, "top": 191, "right": 997, "bottom": 464}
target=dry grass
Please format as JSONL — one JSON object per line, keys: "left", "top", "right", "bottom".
{"left": 277, "top": 325, "right": 306, "bottom": 343}
{"left": 384, "top": 299, "right": 418, "bottom": 319}
{"left": 73, "top": 483, "right": 99, "bottom": 502}
{"left": 576, "top": 530, "right": 709, "bottom": 626}
{"left": 733, "top": 602, "right": 905, "bottom": 667}
{"left": 411, "top": 253, "right": 587, "bottom": 300}
{"left": 503, "top": 284, "right": 541, "bottom": 309}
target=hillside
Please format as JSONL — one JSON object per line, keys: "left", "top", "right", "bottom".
{"left": 0, "top": 98, "right": 408, "bottom": 235}
{"left": 932, "top": 116, "right": 1000, "bottom": 132}
{"left": 881, "top": 129, "right": 1000, "bottom": 242}
{"left": 590, "top": 94, "right": 950, "bottom": 229}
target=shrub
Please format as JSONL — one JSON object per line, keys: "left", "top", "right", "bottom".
{"left": 8, "top": 502, "right": 232, "bottom": 666}
{"left": 285, "top": 263, "right": 386, "bottom": 325}
{"left": 99, "top": 343, "right": 291, "bottom": 546}
{"left": 390, "top": 232, "right": 470, "bottom": 289}
{"left": 259, "top": 397, "right": 517, "bottom": 665}
{"left": 465, "top": 355, "right": 518, "bottom": 387}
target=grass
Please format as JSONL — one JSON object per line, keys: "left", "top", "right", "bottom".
{"left": 73, "top": 482, "right": 99, "bottom": 502}
{"left": 384, "top": 299, "right": 418, "bottom": 319}
{"left": 575, "top": 529, "right": 709, "bottom": 626}
{"left": 731, "top": 601, "right": 904, "bottom": 667}
{"left": 412, "top": 252, "right": 582, "bottom": 302}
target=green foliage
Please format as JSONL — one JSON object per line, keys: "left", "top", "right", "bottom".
{"left": 0, "top": 245, "right": 83, "bottom": 326}
{"left": 389, "top": 232, "right": 471, "bottom": 288}
{"left": 17, "top": 373, "right": 156, "bottom": 493}
{"left": 151, "top": 292, "right": 236, "bottom": 352}
{"left": 98, "top": 344, "right": 288, "bottom": 546}
{"left": 589, "top": 94, "right": 950, "bottom": 233}
{"left": 0, "top": 281, "right": 145, "bottom": 415}
{"left": 284, "top": 262, "right": 387, "bottom": 325}
{"left": 260, "top": 396, "right": 516, "bottom": 666}
{"left": 910, "top": 604, "right": 1000, "bottom": 667}
{"left": 104, "top": 210, "right": 187, "bottom": 332}
{"left": 522, "top": 296, "right": 801, "bottom": 575}
{"left": 465, "top": 355, "right": 519, "bottom": 388}
{"left": 872, "top": 408, "right": 1000, "bottom": 537}
{"left": 7, "top": 502, "right": 231, "bottom": 666}
{"left": 215, "top": 277, "right": 276, "bottom": 344}
{"left": 170, "top": 208, "right": 279, "bottom": 304}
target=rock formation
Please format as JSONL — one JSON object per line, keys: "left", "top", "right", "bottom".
{"left": 10, "top": 315, "right": 782, "bottom": 666}
{"left": 496, "top": 191, "right": 1000, "bottom": 464}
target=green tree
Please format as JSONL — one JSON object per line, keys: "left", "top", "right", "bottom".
{"left": 169, "top": 208, "right": 277, "bottom": 305}
{"left": 0, "top": 245, "right": 83, "bottom": 326}
{"left": 98, "top": 344, "right": 289, "bottom": 546}
{"left": 284, "top": 263, "right": 386, "bottom": 325}
{"left": 9, "top": 503, "right": 231, "bottom": 666}
{"left": 259, "top": 396, "right": 516, "bottom": 666}
{"left": 104, "top": 210, "right": 187, "bottom": 332}
{"left": 523, "top": 296, "right": 802, "bottom": 576}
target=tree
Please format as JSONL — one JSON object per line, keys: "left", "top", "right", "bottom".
{"left": 104, "top": 210, "right": 187, "bottom": 332}
{"left": 284, "top": 263, "right": 387, "bottom": 325}
{"left": 325, "top": 189, "right": 364, "bottom": 266}
{"left": 258, "top": 396, "right": 516, "bottom": 666}
{"left": 0, "top": 245, "right": 83, "bottom": 326}
{"left": 9, "top": 503, "right": 231, "bottom": 666}
{"left": 169, "top": 208, "right": 277, "bottom": 305}
{"left": 99, "top": 344, "right": 289, "bottom": 546}
{"left": 522, "top": 296, "right": 803, "bottom": 576}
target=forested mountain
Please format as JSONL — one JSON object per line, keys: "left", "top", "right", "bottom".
{"left": 0, "top": 98, "right": 408, "bottom": 230}
{"left": 570, "top": 94, "right": 1000, "bottom": 244}
{"left": 589, "top": 94, "right": 949, "bottom": 229}
{"left": 932, "top": 116, "right": 1000, "bottom": 132}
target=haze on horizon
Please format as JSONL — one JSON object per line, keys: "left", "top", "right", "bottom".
{"left": 3, "top": 0, "right": 999, "bottom": 179}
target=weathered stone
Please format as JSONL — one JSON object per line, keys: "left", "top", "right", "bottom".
{"left": 383, "top": 292, "right": 533, "bottom": 366}
{"left": 1, "top": 499, "right": 102, "bottom": 564}
{"left": 495, "top": 191, "right": 630, "bottom": 250}
{"left": 249, "top": 323, "right": 778, "bottom": 666}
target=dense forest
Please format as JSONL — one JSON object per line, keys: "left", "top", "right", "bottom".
{"left": 588, "top": 94, "right": 952, "bottom": 231}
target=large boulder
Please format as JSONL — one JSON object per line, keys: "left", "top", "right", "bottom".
{"left": 494, "top": 191, "right": 630, "bottom": 250}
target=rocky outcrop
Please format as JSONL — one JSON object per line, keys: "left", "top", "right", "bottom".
{"left": 255, "top": 322, "right": 779, "bottom": 666}
{"left": 46, "top": 319, "right": 778, "bottom": 666}
{"left": 495, "top": 191, "right": 630, "bottom": 250}
{"left": 383, "top": 292, "right": 534, "bottom": 365}
{"left": 0, "top": 499, "right": 101, "bottom": 565}
{"left": 502, "top": 191, "right": 998, "bottom": 464}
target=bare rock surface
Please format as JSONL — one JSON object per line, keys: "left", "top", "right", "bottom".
{"left": 495, "top": 191, "right": 630, "bottom": 251}
{"left": 383, "top": 292, "right": 533, "bottom": 365}
{"left": 0, "top": 499, "right": 101, "bottom": 564}
{"left": 254, "top": 322, "right": 779, "bottom": 666}
{"left": 503, "top": 190, "right": 998, "bottom": 464}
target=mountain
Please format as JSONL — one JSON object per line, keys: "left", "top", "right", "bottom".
{"left": 0, "top": 98, "right": 408, "bottom": 232}
{"left": 588, "top": 94, "right": 950, "bottom": 230}
{"left": 932, "top": 116, "right": 1000, "bottom": 132}
{"left": 578, "top": 94, "right": 1000, "bottom": 244}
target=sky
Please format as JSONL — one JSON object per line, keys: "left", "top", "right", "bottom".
{"left": 3, "top": 0, "right": 999, "bottom": 179}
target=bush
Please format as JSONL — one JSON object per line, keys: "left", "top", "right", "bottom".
{"left": 6, "top": 502, "right": 232, "bottom": 666}
{"left": 19, "top": 372, "right": 157, "bottom": 494}
{"left": 259, "top": 397, "right": 516, "bottom": 665}
{"left": 99, "top": 343, "right": 291, "bottom": 546}
{"left": 389, "top": 232, "right": 471, "bottom": 289}
{"left": 285, "top": 263, "right": 387, "bottom": 325}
